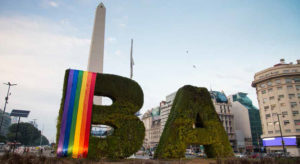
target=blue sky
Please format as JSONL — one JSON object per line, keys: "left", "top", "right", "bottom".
{"left": 0, "top": 0, "right": 299, "bottom": 142}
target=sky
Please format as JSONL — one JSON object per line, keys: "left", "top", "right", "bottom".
{"left": 0, "top": 0, "right": 299, "bottom": 142}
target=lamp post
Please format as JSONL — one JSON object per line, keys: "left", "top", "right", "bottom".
{"left": 276, "top": 113, "right": 286, "bottom": 157}
{"left": 0, "top": 82, "right": 17, "bottom": 135}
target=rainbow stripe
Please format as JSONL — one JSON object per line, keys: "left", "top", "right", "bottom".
{"left": 57, "top": 69, "right": 96, "bottom": 158}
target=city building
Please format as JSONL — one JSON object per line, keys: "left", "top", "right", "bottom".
{"left": 160, "top": 92, "right": 176, "bottom": 132}
{"left": 141, "top": 107, "right": 161, "bottom": 150}
{"left": 0, "top": 109, "right": 11, "bottom": 136}
{"left": 228, "top": 92, "right": 263, "bottom": 153}
{"left": 252, "top": 59, "right": 300, "bottom": 156}
{"left": 142, "top": 110, "right": 152, "bottom": 150}
{"left": 210, "top": 91, "right": 236, "bottom": 151}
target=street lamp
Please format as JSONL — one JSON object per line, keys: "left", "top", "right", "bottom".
{"left": 276, "top": 113, "right": 286, "bottom": 157}
{"left": 0, "top": 82, "right": 17, "bottom": 135}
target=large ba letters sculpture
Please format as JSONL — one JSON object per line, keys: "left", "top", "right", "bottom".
{"left": 56, "top": 70, "right": 233, "bottom": 159}
{"left": 155, "top": 85, "right": 233, "bottom": 159}
{"left": 56, "top": 69, "right": 145, "bottom": 159}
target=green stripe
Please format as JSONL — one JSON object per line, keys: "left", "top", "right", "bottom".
{"left": 67, "top": 71, "right": 83, "bottom": 156}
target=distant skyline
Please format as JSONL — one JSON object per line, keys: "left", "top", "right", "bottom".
{"left": 0, "top": 0, "right": 299, "bottom": 142}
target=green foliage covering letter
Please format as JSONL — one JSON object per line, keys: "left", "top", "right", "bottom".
{"left": 155, "top": 85, "right": 233, "bottom": 159}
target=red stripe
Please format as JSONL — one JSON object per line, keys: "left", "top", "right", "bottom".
{"left": 83, "top": 73, "right": 97, "bottom": 157}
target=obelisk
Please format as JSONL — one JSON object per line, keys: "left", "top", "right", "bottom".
{"left": 88, "top": 3, "right": 106, "bottom": 104}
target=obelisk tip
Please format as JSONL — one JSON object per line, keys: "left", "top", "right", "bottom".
{"left": 97, "top": 2, "right": 105, "bottom": 9}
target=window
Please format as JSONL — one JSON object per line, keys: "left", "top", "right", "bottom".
{"left": 269, "top": 96, "right": 275, "bottom": 100}
{"left": 287, "top": 85, "right": 293, "bottom": 90}
{"left": 260, "top": 84, "right": 266, "bottom": 88}
{"left": 268, "top": 131, "right": 273, "bottom": 134}
{"left": 289, "top": 94, "right": 295, "bottom": 99}
{"left": 292, "top": 111, "right": 299, "bottom": 116}
{"left": 286, "top": 78, "right": 292, "bottom": 83}
{"left": 261, "top": 90, "right": 266, "bottom": 94}
{"left": 263, "top": 98, "right": 267, "bottom": 103}
{"left": 298, "top": 93, "right": 300, "bottom": 98}
{"left": 276, "top": 79, "right": 281, "bottom": 84}
{"left": 285, "top": 129, "right": 291, "bottom": 133}
{"left": 296, "top": 85, "right": 300, "bottom": 90}
{"left": 294, "top": 120, "right": 300, "bottom": 125}
{"left": 268, "top": 88, "right": 273, "bottom": 92}
{"left": 267, "top": 81, "right": 272, "bottom": 86}
{"left": 292, "top": 69, "right": 298, "bottom": 73}
{"left": 267, "top": 122, "right": 273, "bottom": 126}
{"left": 265, "top": 114, "right": 271, "bottom": 119}
{"left": 275, "top": 130, "right": 280, "bottom": 134}
{"left": 280, "top": 103, "right": 286, "bottom": 107}
{"left": 294, "top": 77, "right": 300, "bottom": 82}
{"left": 277, "top": 86, "right": 282, "bottom": 90}
{"left": 284, "top": 120, "right": 290, "bottom": 125}
{"left": 282, "top": 111, "right": 288, "bottom": 116}
{"left": 271, "top": 105, "right": 276, "bottom": 110}
{"left": 272, "top": 113, "right": 277, "bottom": 117}
{"left": 296, "top": 129, "right": 300, "bottom": 132}
{"left": 278, "top": 95, "right": 284, "bottom": 99}
{"left": 291, "top": 102, "right": 297, "bottom": 108}
{"left": 264, "top": 106, "right": 269, "bottom": 110}
{"left": 283, "top": 70, "right": 289, "bottom": 73}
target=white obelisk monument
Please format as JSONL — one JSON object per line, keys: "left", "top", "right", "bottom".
{"left": 88, "top": 3, "right": 106, "bottom": 104}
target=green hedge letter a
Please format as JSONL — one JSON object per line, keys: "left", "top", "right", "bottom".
{"left": 155, "top": 85, "right": 233, "bottom": 159}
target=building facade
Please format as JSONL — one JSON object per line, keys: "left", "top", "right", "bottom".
{"left": 210, "top": 91, "right": 236, "bottom": 151}
{"left": 229, "top": 92, "right": 263, "bottom": 153}
{"left": 252, "top": 59, "right": 300, "bottom": 156}
{"left": 160, "top": 92, "right": 176, "bottom": 133}
{"left": 0, "top": 109, "right": 11, "bottom": 136}
{"left": 141, "top": 107, "right": 162, "bottom": 150}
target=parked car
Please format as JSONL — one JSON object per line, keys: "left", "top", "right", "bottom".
{"left": 234, "top": 153, "right": 246, "bottom": 158}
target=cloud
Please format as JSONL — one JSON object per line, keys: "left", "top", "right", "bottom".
{"left": 48, "top": 1, "right": 59, "bottom": 8}
{"left": 0, "top": 16, "right": 90, "bottom": 141}
{"left": 107, "top": 37, "right": 116, "bottom": 43}
{"left": 40, "top": 0, "right": 59, "bottom": 8}
{"left": 119, "top": 23, "right": 126, "bottom": 28}
{"left": 114, "top": 50, "right": 122, "bottom": 56}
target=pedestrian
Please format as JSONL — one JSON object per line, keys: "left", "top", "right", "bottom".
{"left": 40, "top": 148, "right": 43, "bottom": 156}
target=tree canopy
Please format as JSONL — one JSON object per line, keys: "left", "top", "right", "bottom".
{"left": 7, "top": 122, "right": 49, "bottom": 146}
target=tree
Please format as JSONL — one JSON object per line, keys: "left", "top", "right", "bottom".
{"left": 7, "top": 122, "right": 49, "bottom": 146}
{"left": 0, "top": 135, "right": 6, "bottom": 143}
{"left": 31, "top": 135, "right": 49, "bottom": 146}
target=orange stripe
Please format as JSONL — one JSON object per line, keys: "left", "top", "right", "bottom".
{"left": 83, "top": 73, "right": 96, "bottom": 157}
{"left": 77, "top": 72, "right": 92, "bottom": 157}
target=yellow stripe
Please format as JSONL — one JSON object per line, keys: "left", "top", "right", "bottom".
{"left": 72, "top": 71, "right": 88, "bottom": 158}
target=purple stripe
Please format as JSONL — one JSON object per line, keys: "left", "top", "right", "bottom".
{"left": 57, "top": 70, "right": 74, "bottom": 157}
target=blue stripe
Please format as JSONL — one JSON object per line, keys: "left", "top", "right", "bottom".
{"left": 62, "top": 70, "right": 79, "bottom": 156}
